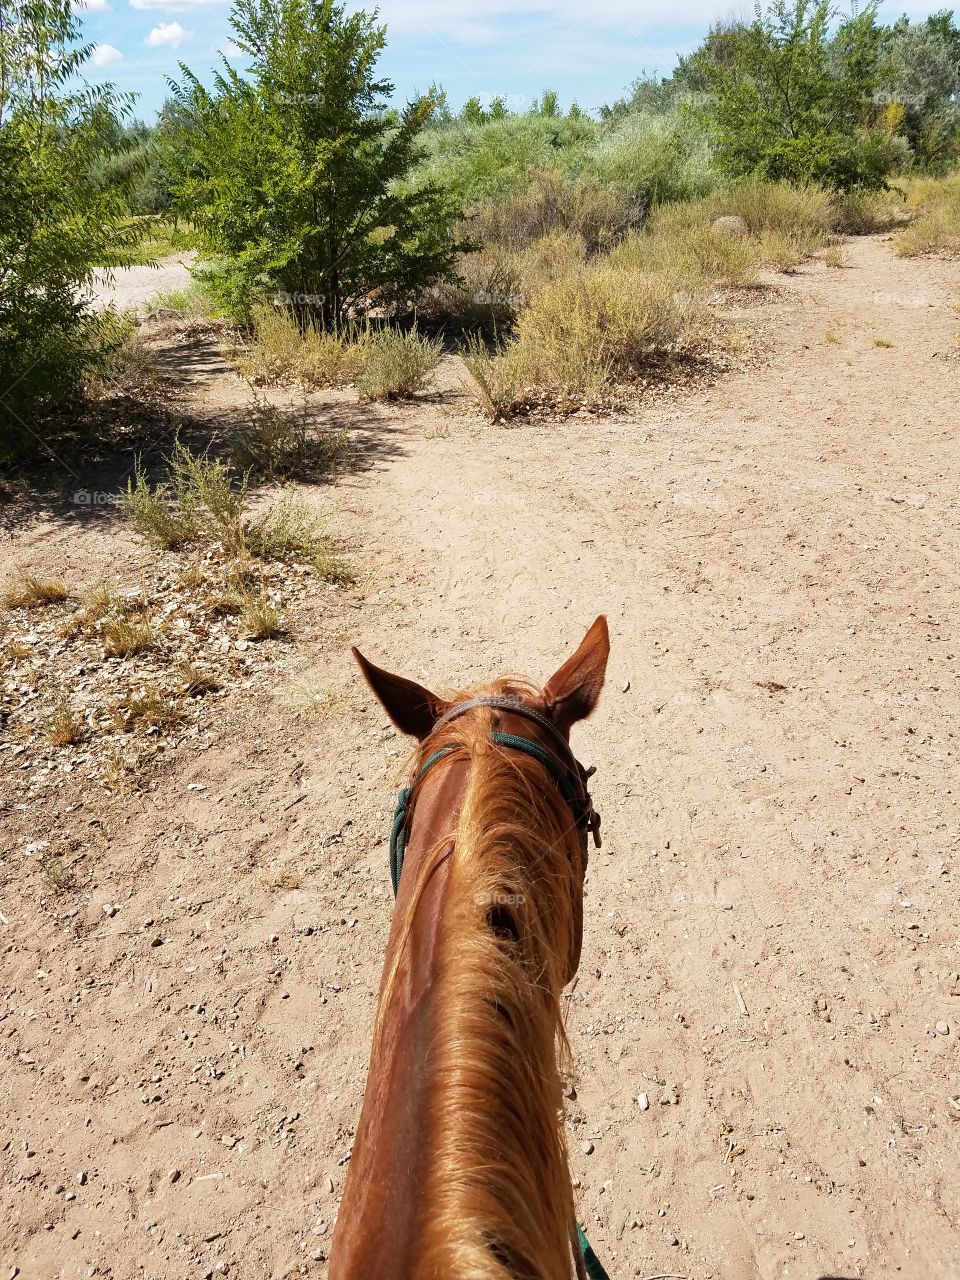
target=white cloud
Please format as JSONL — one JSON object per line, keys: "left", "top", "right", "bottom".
{"left": 75, "top": 0, "right": 112, "bottom": 11}
{"left": 147, "top": 20, "right": 190, "bottom": 47}
{"left": 90, "top": 42, "right": 123, "bottom": 66}
{"left": 130, "top": 0, "right": 222, "bottom": 10}
{"left": 219, "top": 41, "right": 246, "bottom": 59}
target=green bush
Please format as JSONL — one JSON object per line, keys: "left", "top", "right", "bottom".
{"left": 0, "top": 0, "right": 142, "bottom": 457}
{"left": 693, "top": 0, "right": 897, "bottom": 192}
{"left": 169, "top": 0, "right": 467, "bottom": 324}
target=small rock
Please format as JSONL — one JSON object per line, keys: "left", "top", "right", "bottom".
{"left": 101, "top": 903, "right": 117, "bottom": 918}
{"left": 324, "top": 1176, "right": 334, "bottom": 1194}
{"left": 794, "top": 1231, "right": 805, "bottom": 1241}
{"left": 666, "top": 1232, "right": 679, "bottom": 1246}
{"left": 169, "top": 1169, "right": 181, "bottom": 1184}
{"left": 636, "top": 1092, "right": 650, "bottom": 1111}
{"left": 905, "top": 922, "right": 920, "bottom": 930}
{"left": 621, "top": 680, "right": 631, "bottom": 693}
{"left": 76, "top": 1171, "right": 87, "bottom": 1186}
{"left": 581, "top": 1140, "right": 594, "bottom": 1156}
{"left": 935, "top": 1020, "right": 950, "bottom": 1036}
{"left": 563, "top": 1082, "right": 577, "bottom": 1100}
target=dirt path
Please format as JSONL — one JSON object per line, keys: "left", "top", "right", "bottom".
{"left": 3, "top": 236, "right": 959, "bottom": 1279}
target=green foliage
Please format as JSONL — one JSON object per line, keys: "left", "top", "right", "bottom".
{"left": 692, "top": 0, "right": 896, "bottom": 192}
{"left": 0, "top": 0, "right": 142, "bottom": 455}
{"left": 413, "top": 110, "right": 600, "bottom": 203}
{"left": 168, "top": 0, "right": 467, "bottom": 323}
{"left": 878, "top": 13, "right": 960, "bottom": 172}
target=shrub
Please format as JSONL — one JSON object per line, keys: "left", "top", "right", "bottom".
{"left": 127, "top": 439, "right": 248, "bottom": 555}
{"left": 470, "top": 170, "right": 636, "bottom": 254}
{"left": 230, "top": 402, "right": 352, "bottom": 480}
{"left": 692, "top": 0, "right": 895, "bottom": 192}
{"left": 236, "top": 304, "right": 369, "bottom": 387}
{"left": 168, "top": 0, "right": 467, "bottom": 322}
{"left": 461, "top": 334, "right": 532, "bottom": 421}
{"left": 357, "top": 328, "right": 442, "bottom": 400}
{"left": 246, "top": 489, "right": 353, "bottom": 581}
{"left": 590, "top": 109, "right": 717, "bottom": 209}
{"left": 831, "top": 188, "right": 908, "bottom": 234}
{"left": 515, "top": 264, "right": 698, "bottom": 394}
{"left": 0, "top": 0, "right": 142, "bottom": 453}
{"left": 893, "top": 176, "right": 960, "bottom": 255}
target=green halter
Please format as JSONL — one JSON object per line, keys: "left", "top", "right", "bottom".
{"left": 387, "top": 697, "right": 601, "bottom": 897}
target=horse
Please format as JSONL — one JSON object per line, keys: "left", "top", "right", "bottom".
{"left": 330, "top": 616, "right": 609, "bottom": 1280}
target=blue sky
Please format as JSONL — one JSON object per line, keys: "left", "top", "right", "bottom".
{"left": 75, "top": 0, "right": 946, "bottom": 122}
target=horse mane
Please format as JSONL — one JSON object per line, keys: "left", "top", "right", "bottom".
{"left": 373, "top": 679, "right": 586, "bottom": 1280}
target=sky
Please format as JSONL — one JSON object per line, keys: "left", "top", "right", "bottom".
{"left": 74, "top": 0, "right": 945, "bottom": 122}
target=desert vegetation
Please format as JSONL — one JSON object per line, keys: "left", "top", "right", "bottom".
{"left": 4, "top": 0, "right": 960, "bottom": 457}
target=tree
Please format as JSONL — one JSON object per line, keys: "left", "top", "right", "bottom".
{"left": 692, "top": 0, "right": 896, "bottom": 191}
{"left": 0, "top": 0, "right": 139, "bottom": 454}
{"left": 879, "top": 13, "right": 960, "bottom": 171}
{"left": 168, "top": 0, "right": 467, "bottom": 323}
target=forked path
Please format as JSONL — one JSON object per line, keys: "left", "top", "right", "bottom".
{"left": 2, "top": 236, "right": 959, "bottom": 1280}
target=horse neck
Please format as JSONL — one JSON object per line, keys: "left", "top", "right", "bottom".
{"left": 332, "top": 726, "right": 582, "bottom": 1280}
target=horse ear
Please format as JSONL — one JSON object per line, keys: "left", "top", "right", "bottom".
{"left": 542, "top": 615, "right": 609, "bottom": 735}
{"left": 352, "top": 647, "right": 449, "bottom": 740}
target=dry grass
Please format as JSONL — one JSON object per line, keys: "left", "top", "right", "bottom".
{"left": 102, "top": 612, "right": 156, "bottom": 658}
{"left": 43, "top": 856, "right": 78, "bottom": 894}
{"left": 47, "top": 701, "right": 86, "bottom": 746}
{"left": 3, "top": 570, "right": 70, "bottom": 610}
{"left": 358, "top": 328, "right": 443, "bottom": 401}
{"left": 116, "top": 686, "right": 183, "bottom": 732}
{"left": 229, "top": 401, "right": 352, "bottom": 481}
{"left": 61, "top": 580, "right": 121, "bottom": 638}
{"left": 825, "top": 330, "right": 840, "bottom": 345}
{"left": 175, "top": 659, "right": 219, "bottom": 698}
{"left": 461, "top": 334, "right": 532, "bottom": 421}
{"left": 891, "top": 175, "right": 960, "bottom": 258}
{"left": 459, "top": 179, "right": 841, "bottom": 417}
{"left": 874, "top": 337, "right": 893, "bottom": 348}
{"left": 236, "top": 305, "right": 370, "bottom": 388}
{"left": 256, "top": 866, "right": 302, "bottom": 891}
{"left": 823, "top": 245, "right": 847, "bottom": 269}
{"left": 239, "top": 592, "right": 283, "bottom": 640}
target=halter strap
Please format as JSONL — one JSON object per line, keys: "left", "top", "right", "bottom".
{"left": 388, "top": 697, "right": 601, "bottom": 896}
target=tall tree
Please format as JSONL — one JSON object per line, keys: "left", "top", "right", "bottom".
{"left": 0, "top": 0, "right": 138, "bottom": 452}
{"left": 692, "top": 0, "right": 895, "bottom": 191}
{"left": 169, "top": 0, "right": 467, "bottom": 323}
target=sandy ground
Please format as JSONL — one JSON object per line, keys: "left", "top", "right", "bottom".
{"left": 2, "top": 235, "right": 960, "bottom": 1280}
{"left": 87, "top": 255, "right": 195, "bottom": 313}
